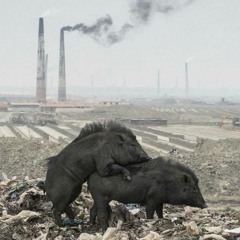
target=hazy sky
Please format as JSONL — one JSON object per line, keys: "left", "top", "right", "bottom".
{"left": 0, "top": 0, "right": 240, "bottom": 96}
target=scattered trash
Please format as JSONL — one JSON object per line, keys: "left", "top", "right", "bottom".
{"left": 223, "top": 227, "right": 240, "bottom": 240}
{"left": 1, "top": 210, "right": 40, "bottom": 223}
{"left": 102, "top": 227, "right": 118, "bottom": 240}
{"left": 62, "top": 218, "right": 84, "bottom": 226}
{"left": 200, "top": 234, "right": 226, "bottom": 240}
{"left": 183, "top": 220, "right": 200, "bottom": 236}
{"left": 1, "top": 138, "right": 240, "bottom": 239}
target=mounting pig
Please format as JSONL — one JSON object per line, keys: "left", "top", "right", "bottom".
{"left": 88, "top": 157, "right": 207, "bottom": 232}
{"left": 44, "top": 121, "right": 150, "bottom": 226}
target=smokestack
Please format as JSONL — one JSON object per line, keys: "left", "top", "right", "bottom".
{"left": 45, "top": 54, "right": 48, "bottom": 89}
{"left": 157, "top": 69, "right": 160, "bottom": 95}
{"left": 58, "top": 29, "right": 66, "bottom": 101}
{"left": 185, "top": 62, "right": 189, "bottom": 97}
{"left": 36, "top": 18, "right": 46, "bottom": 103}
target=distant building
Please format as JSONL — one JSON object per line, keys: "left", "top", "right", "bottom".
{"left": 8, "top": 103, "right": 40, "bottom": 112}
{"left": 129, "top": 118, "right": 167, "bottom": 126}
{"left": 0, "top": 102, "right": 8, "bottom": 112}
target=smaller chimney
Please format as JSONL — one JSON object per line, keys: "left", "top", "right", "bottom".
{"left": 58, "top": 29, "right": 66, "bottom": 101}
{"left": 36, "top": 18, "right": 46, "bottom": 103}
{"left": 45, "top": 54, "right": 48, "bottom": 89}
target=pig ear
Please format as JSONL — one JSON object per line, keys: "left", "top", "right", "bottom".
{"left": 182, "top": 174, "right": 190, "bottom": 183}
{"left": 115, "top": 134, "right": 125, "bottom": 143}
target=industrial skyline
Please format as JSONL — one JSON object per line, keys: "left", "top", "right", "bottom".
{"left": 1, "top": 0, "right": 240, "bottom": 98}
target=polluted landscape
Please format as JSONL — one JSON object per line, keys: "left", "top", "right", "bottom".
{"left": 1, "top": 0, "right": 240, "bottom": 239}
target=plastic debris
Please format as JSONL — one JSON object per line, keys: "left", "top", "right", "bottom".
{"left": 200, "top": 234, "right": 226, "bottom": 240}
{"left": 102, "top": 227, "right": 118, "bottom": 240}
{"left": 62, "top": 218, "right": 84, "bottom": 226}
{"left": 139, "top": 231, "right": 163, "bottom": 240}
{"left": 1, "top": 210, "right": 40, "bottom": 223}
{"left": 183, "top": 221, "right": 200, "bottom": 236}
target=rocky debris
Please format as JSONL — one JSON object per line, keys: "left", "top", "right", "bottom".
{"left": 181, "top": 138, "right": 240, "bottom": 198}
{"left": 1, "top": 176, "right": 240, "bottom": 239}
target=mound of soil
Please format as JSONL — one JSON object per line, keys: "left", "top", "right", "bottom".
{"left": 0, "top": 138, "right": 66, "bottom": 180}
{"left": 182, "top": 138, "right": 240, "bottom": 198}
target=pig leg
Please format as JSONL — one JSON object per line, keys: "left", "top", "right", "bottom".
{"left": 90, "top": 203, "right": 112, "bottom": 225}
{"left": 155, "top": 203, "right": 163, "bottom": 218}
{"left": 90, "top": 204, "right": 97, "bottom": 225}
{"left": 146, "top": 200, "right": 157, "bottom": 219}
{"left": 146, "top": 184, "right": 165, "bottom": 219}
{"left": 52, "top": 190, "right": 80, "bottom": 226}
{"left": 65, "top": 205, "right": 75, "bottom": 220}
{"left": 53, "top": 207, "right": 64, "bottom": 226}
{"left": 95, "top": 198, "right": 110, "bottom": 232}
{"left": 98, "top": 163, "right": 131, "bottom": 181}
{"left": 53, "top": 204, "right": 76, "bottom": 226}
{"left": 108, "top": 164, "right": 131, "bottom": 181}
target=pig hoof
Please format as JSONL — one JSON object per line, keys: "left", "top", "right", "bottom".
{"left": 124, "top": 175, "right": 131, "bottom": 181}
{"left": 123, "top": 170, "right": 131, "bottom": 181}
{"left": 127, "top": 176, "right": 131, "bottom": 181}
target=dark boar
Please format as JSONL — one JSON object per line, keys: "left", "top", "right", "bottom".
{"left": 88, "top": 156, "right": 207, "bottom": 232}
{"left": 44, "top": 121, "right": 150, "bottom": 226}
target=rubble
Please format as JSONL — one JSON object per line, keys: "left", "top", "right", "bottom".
{"left": 181, "top": 138, "right": 240, "bottom": 198}
{"left": 0, "top": 175, "right": 240, "bottom": 239}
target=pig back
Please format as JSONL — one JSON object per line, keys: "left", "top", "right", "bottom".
{"left": 88, "top": 157, "right": 202, "bottom": 204}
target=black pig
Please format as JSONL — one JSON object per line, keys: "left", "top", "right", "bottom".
{"left": 44, "top": 121, "right": 150, "bottom": 226}
{"left": 88, "top": 156, "right": 207, "bottom": 232}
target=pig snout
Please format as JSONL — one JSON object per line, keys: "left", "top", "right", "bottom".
{"left": 138, "top": 150, "right": 151, "bottom": 162}
{"left": 141, "top": 156, "right": 151, "bottom": 161}
{"left": 201, "top": 203, "right": 208, "bottom": 209}
{"left": 195, "top": 197, "right": 207, "bottom": 209}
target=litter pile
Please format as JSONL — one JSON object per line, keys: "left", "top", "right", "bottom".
{"left": 1, "top": 137, "right": 240, "bottom": 239}
{"left": 1, "top": 175, "right": 240, "bottom": 240}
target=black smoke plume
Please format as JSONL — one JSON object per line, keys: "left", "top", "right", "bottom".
{"left": 62, "top": 15, "right": 133, "bottom": 46}
{"left": 61, "top": 0, "right": 195, "bottom": 46}
{"left": 130, "top": 0, "right": 195, "bottom": 23}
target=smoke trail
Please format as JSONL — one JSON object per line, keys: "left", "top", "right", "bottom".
{"left": 130, "top": 0, "right": 195, "bottom": 23}
{"left": 62, "top": 0, "right": 195, "bottom": 46}
{"left": 62, "top": 15, "right": 133, "bottom": 46}
{"left": 130, "top": 0, "right": 153, "bottom": 22}
{"left": 186, "top": 56, "right": 195, "bottom": 63}
{"left": 41, "top": 7, "right": 61, "bottom": 18}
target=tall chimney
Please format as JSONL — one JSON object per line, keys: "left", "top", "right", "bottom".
{"left": 185, "top": 62, "right": 189, "bottom": 97}
{"left": 58, "top": 29, "right": 66, "bottom": 101}
{"left": 36, "top": 18, "right": 46, "bottom": 103}
{"left": 45, "top": 54, "right": 48, "bottom": 89}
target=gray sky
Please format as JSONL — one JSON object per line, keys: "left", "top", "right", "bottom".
{"left": 0, "top": 0, "right": 240, "bottom": 96}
